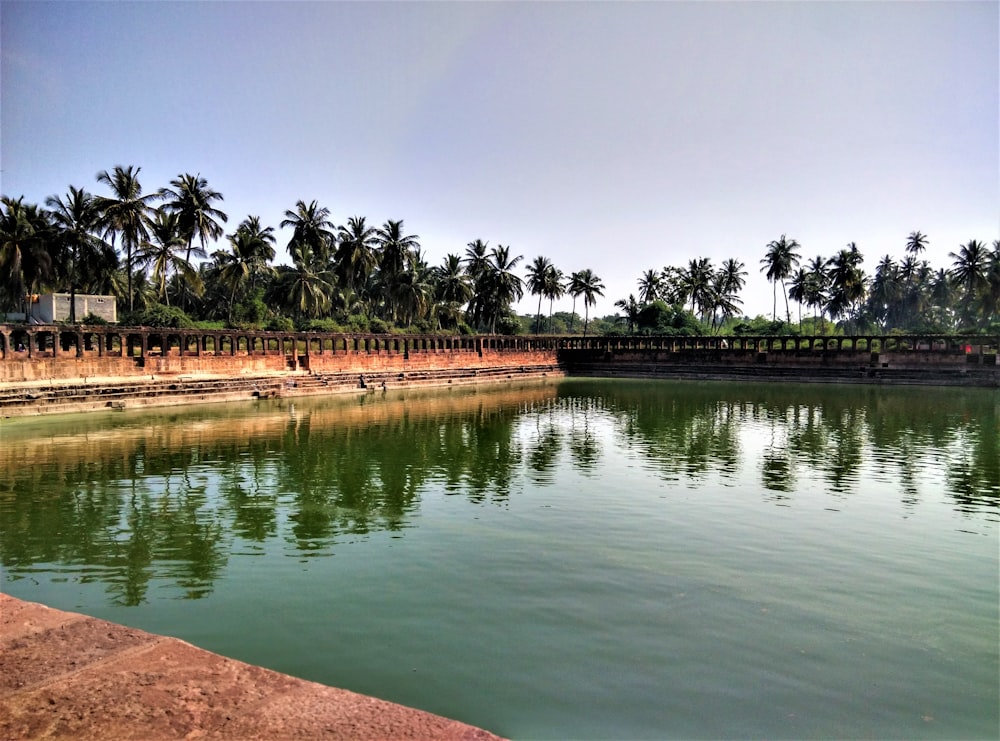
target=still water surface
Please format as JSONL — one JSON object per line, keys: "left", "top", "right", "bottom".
{"left": 1, "top": 379, "right": 997, "bottom": 739}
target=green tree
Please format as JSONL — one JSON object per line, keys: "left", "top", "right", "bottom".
{"left": 637, "top": 268, "right": 662, "bottom": 305}
{"left": 96, "top": 165, "right": 157, "bottom": 312}
{"left": 949, "top": 239, "right": 989, "bottom": 326}
{"left": 215, "top": 216, "right": 277, "bottom": 324}
{"left": 139, "top": 210, "right": 201, "bottom": 306}
{"left": 482, "top": 245, "right": 524, "bottom": 334}
{"left": 760, "top": 234, "right": 801, "bottom": 323}
{"left": 614, "top": 294, "right": 641, "bottom": 333}
{"left": 281, "top": 200, "right": 335, "bottom": 264}
{"left": 433, "top": 253, "right": 473, "bottom": 330}
{"left": 825, "top": 244, "right": 865, "bottom": 331}
{"left": 542, "top": 264, "right": 565, "bottom": 334}
{"left": 158, "top": 173, "right": 228, "bottom": 267}
{"left": 526, "top": 256, "right": 554, "bottom": 334}
{"left": 0, "top": 197, "right": 56, "bottom": 317}
{"left": 273, "top": 242, "right": 334, "bottom": 321}
{"left": 905, "top": 230, "right": 928, "bottom": 257}
{"left": 570, "top": 268, "right": 605, "bottom": 337}
{"left": 374, "top": 219, "right": 420, "bottom": 324}
{"left": 464, "top": 239, "right": 491, "bottom": 331}
{"left": 45, "top": 186, "right": 116, "bottom": 321}
{"left": 335, "top": 216, "right": 378, "bottom": 294}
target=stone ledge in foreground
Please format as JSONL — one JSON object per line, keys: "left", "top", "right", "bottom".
{"left": 0, "top": 593, "right": 505, "bottom": 741}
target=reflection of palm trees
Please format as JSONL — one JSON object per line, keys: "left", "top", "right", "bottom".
{"left": 3, "top": 383, "right": 997, "bottom": 607}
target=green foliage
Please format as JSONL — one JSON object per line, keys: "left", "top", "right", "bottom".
{"left": 496, "top": 313, "right": 522, "bottom": 335}
{"left": 368, "top": 317, "right": 390, "bottom": 335}
{"left": 342, "top": 314, "right": 370, "bottom": 333}
{"left": 124, "top": 304, "right": 196, "bottom": 328}
{"left": 298, "top": 318, "right": 342, "bottom": 333}
{"left": 636, "top": 301, "right": 702, "bottom": 335}
{"left": 78, "top": 313, "right": 108, "bottom": 325}
{"left": 265, "top": 315, "right": 295, "bottom": 332}
{"left": 230, "top": 288, "right": 269, "bottom": 328}
{"left": 732, "top": 316, "right": 797, "bottom": 335}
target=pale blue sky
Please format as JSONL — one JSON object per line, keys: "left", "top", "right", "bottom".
{"left": 2, "top": 0, "right": 997, "bottom": 319}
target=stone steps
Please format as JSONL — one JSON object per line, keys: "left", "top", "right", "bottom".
{"left": 0, "top": 364, "right": 565, "bottom": 416}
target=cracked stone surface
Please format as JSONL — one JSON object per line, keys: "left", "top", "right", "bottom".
{"left": 0, "top": 594, "right": 505, "bottom": 740}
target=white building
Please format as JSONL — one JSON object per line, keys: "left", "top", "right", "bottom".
{"left": 32, "top": 293, "right": 118, "bottom": 324}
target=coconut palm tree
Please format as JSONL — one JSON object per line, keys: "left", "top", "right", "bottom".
{"left": 481, "top": 245, "right": 523, "bottom": 334}
{"left": 566, "top": 270, "right": 584, "bottom": 332}
{"left": 96, "top": 165, "right": 157, "bottom": 312}
{"left": 334, "top": 216, "right": 378, "bottom": 293}
{"left": 464, "top": 239, "right": 491, "bottom": 331}
{"left": 374, "top": 219, "right": 419, "bottom": 324}
{"left": 392, "top": 254, "right": 434, "bottom": 327}
{"left": 158, "top": 173, "right": 228, "bottom": 266}
{"left": 526, "top": 256, "right": 554, "bottom": 334}
{"left": 949, "top": 239, "right": 988, "bottom": 300}
{"left": 928, "top": 268, "right": 957, "bottom": 329}
{"left": 45, "top": 186, "right": 116, "bottom": 321}
{"left": 281, "top": 200, "right": 335, "bottom": 264}
{"left": 760, "top": 234, "right": 801, "bottom": 323}
{"left": 433, "top": 253, "right": 473, "bottom": 330}
{"left": 788, "top": 268, "right": 809, "bottom": 329}
{"left": 215, "top": 216, "right": 277, "bottom": 324}
{"left": 825, "top": 245, "right": 865, "bottom": 331}
{"left": 0, "top": 197, "right": 56, "bottom": 317}
{"left": 637, "top": 269, "right": 662, "bottom": 305}
{"left": 138, "top": 211, "right": 201, "bottom": 306}
{"left": 905, "top": 230, "right": 928, "bottom": 257}
{"left": 982, "top": 241, "right": 1000, "bottom": 325}
{"left": 682, "top": 257, "right": 714, "bottom": 320}
{"left": 570, "top": 268, "right": 605, "bottom": 337}
{"left": 274, "top": 242, "right": 334, "bottom": 320}
{"left": 615, "top": 294, "right": 641, "bottom": 333}
{"left": 802, "top": 255, "right": 829, "bottom": 331}
{"left": 867, "top": 255, "right": 900, "bottom": 331}
{"left": 543, "top": 265, "right": 565, "bottom": 333}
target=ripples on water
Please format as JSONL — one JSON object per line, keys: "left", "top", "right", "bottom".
{"left": 1, "top": 379, "right": 997, "bottom": 739}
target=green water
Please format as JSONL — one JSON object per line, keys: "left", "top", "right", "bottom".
{"left": 1, "top": 379, "right": 997, "bottom": 740}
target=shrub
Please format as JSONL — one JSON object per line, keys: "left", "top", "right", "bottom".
{"left": 298, "top": 318, "right": 342, "bottom": 333}
{"left": 266, "top": 316, "right": 295, "bottom": 332}
{"left": 126, "top": 304, "right": 196, "bottom": 328}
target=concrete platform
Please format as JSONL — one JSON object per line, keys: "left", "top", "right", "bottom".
{"left": 0, "top": 594, "right": 504, "bottom": 740}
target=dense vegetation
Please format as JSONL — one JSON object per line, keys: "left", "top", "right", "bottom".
{"left": 2, "top": 166, "right": 997, "bottom": 335}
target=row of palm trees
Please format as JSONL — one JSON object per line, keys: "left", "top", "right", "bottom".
{"left": 0, "top": 166, "right": 610, "bottom": 334}
{"left": 618, "top": 232, "right": 998, "bottom": 335}
{"left": 3, "top": 165, "right": 996, "bottom": 335}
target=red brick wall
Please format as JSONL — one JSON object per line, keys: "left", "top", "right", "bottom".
{"left": 0, "top": 348, "right": 559, "bottom": 383}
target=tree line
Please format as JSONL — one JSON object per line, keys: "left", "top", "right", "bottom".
{"left": 1, "top": 165, "right": 997, "bottom": 335}
{"left": 622, "top": 232, "right": 998, "bottom": 335}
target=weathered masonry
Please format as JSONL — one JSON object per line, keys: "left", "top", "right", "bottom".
{"left": 0, "top": 324, "right": 997, "bottom": 387}
{"left": 0, "top": 325, "right": 561, "bottom": 383}
{"left": 560, "top": 333, "right": 1000, "bottom": 386}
